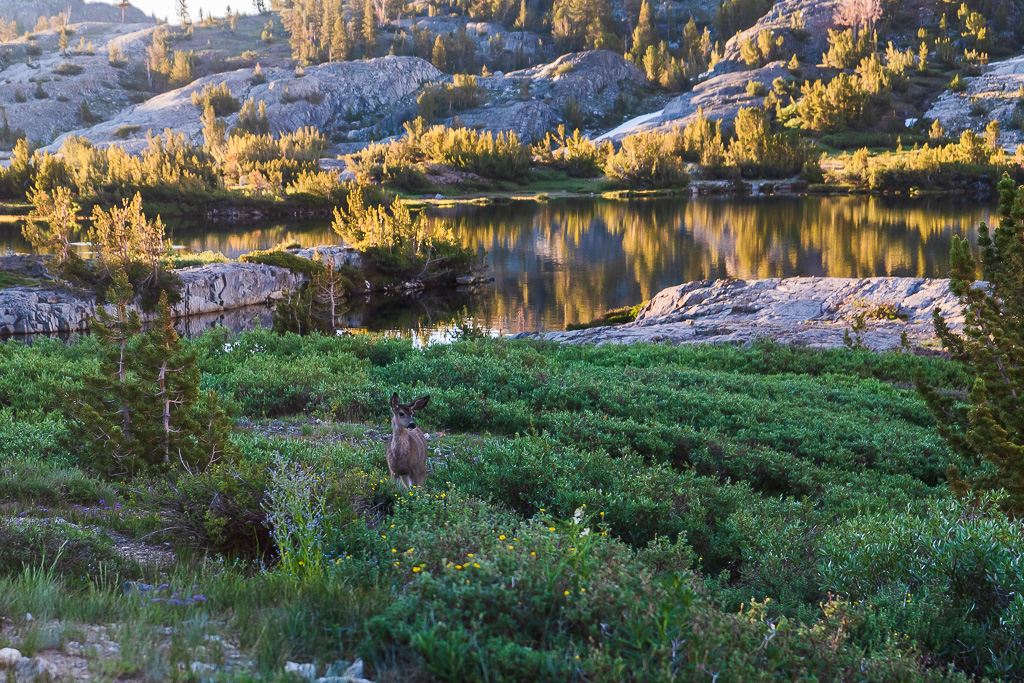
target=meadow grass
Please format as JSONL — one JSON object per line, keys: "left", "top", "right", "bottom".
{"left": 0, "top": 331, "right": 1018, "bottom": 681}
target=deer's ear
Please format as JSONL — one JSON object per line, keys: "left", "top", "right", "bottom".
{"left": 411, "top": 395, "right": 430, "bottom": 412}
{"left": 391, "top": 393, "right": 400, "bottom": 410}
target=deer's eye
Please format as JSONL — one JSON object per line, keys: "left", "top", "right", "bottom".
{"left": 399, "top": 412, "right": 405, "bottom": 417}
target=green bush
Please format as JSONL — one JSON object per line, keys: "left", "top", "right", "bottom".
{"left": 239, "top": 248, "right": 327, "bottom": 278}
{"left": 190, "top": 81, "right": 240, "bottom": 117}
{"left": 604, "top": 132, "right": 687, "bottom": 188}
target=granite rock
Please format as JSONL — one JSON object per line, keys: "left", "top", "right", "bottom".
{"left": 543, "top": 277, "right": 966, "bottom": 351}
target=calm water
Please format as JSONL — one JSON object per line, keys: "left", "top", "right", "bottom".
{"left": 0, "top": 195, "right": 994, "bottom": 336}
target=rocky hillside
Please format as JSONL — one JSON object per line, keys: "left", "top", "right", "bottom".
{"left": 48, "top": 56, "right": 443, "bottom": 153}
{"left": 926, "top": 55, "right": 1024, "bottom": 150}
{"left": 0, "top": 0, "right": 149, "bottom": 25}
{"left": 2, "top": 0, "right": 1024, "bottom": 159}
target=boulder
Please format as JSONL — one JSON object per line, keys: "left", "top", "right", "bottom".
{"left": 543, "top": 277, "right": 965, "bottom": 351}
{"left": 0, "top": 261, "right": 303, "bottom": 336}
{"left": 290, "top": 246, "right": 363, "bottom": 270}
{"left": 0, "top": 648, "right": 22, "bottom": 668}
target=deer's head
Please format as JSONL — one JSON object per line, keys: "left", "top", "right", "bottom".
{"left": 390, "top": 393, "right": 430, "bottom": 431}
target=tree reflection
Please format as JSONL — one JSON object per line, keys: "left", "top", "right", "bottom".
{"left": 0, "top": 195, "right": 992, "bottom": 334}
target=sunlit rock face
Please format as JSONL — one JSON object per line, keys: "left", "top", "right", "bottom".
{"left": 716, "top": 0, "right": 842, "bottom": 74}
{"left": 544, "top": 277, "right": 965, "bottom": 351}
{"left": 453, "top": 50, "right": 649, "bottom": 141}
{"left": 46, "top": 56, "right": 443, "bottom": 153}
{"left": 926, "top": 54, "right": 1024, "bottom": 151}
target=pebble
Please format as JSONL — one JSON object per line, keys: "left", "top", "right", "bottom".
{"left": 285, "top": 661, "right": 317, "bottom": 680}
{"left": 0, "top": 648, "right": 22, "bottom": 668}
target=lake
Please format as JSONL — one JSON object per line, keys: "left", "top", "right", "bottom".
{"left": 0, "top": 194, "right": 994, "bottom": 337}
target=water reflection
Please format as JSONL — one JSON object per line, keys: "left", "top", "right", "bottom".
{"left": 0, "top": 195, "right": 992, "bottom": 335}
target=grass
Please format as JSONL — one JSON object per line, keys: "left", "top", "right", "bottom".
{"left": 0, "top": 331, "right": 1020, "bottom": 680}
{"left": 0, "top": 271, "right": 37, "bottom": 288}
{"left": 565, "top": 302, "right": 647, "bottom": 330}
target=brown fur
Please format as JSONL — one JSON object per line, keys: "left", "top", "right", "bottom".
{"left": 386, "top": 393, "right": 430, "bottom": 487}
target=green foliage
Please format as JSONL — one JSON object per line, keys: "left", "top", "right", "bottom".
{"left": 795, "top": 74, "right": 871, "bottom": 133}
{"left": 604, "top": 132, "right": 687, "bottom": 188}
{"left": 919, "top": 174, "right": 1024, "bottom": 515}
{"left": 331, "top": 186, "right": 476, "bottom": 283}
{"left": 822, "top": 28, "right": 872, "bottom": 69}
{"left": 531, "top": 126, "right": 607, "bottom": 177}
{"left": 190, "top": 81, "right": 240, "bottom": 117}
{"left": 565, "top": 301, "right": 647, "bottom": 330}
{"left": 65, "top": 279, "right": 234, "bottom": 479}
{"left": 239, "top": 248, "right": 328, "bottom": 278}
{"left": 715, "top": 0, "right": 772, "bottom": 37}
{"left": 53, "top": 61, "right": 83, "bottom": 76}
{"left": 158, "top": 460, "right": 275, "bottom": 558}
{"left": 739, "top": 28, "right": 781, "bottom": 68}
{"left": 677, "top": 107, "right": 727, "bottom": 168}
{"left": 6, "top": 326, "right": 1016, "bottom": 677}
{"left": 416, "top": 74, "right": 482, "bottom": 123}
{"left": 420, "top": 125, "right": 531, "bottom": 180}
{"left": 23, "top": 185, "right": 79, "bottom": 267}
{"left": 728, "top": 107, "right": 809, "bottom": 178}
{"left": 829, "top": 132, "right": 1024, "bottom": 194}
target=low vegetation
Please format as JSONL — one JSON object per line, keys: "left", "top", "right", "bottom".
{"left": 2, "top": 179, "right": 1024, "bottom": 679}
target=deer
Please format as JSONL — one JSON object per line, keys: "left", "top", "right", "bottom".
{"left": 386, "top": 393, "right": 431, "bottom": 488}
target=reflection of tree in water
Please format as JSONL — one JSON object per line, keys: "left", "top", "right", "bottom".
{"left": 0, "top": 196, "right": 994, "bottom": 336}
{"left": 428, "top": 196, "right": 990, "bottom": 332}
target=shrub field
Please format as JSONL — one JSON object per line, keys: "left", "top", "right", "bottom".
{"left": 0, "top": 331, "right": 1020, "bottom": 681}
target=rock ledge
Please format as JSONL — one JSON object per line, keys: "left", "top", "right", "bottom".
{"left": 543, "top": 277, "right": 966, "bottom": 351}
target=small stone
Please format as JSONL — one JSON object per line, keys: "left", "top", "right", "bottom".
{"left": 16, "top": 656, "right": 57, "bottom": 680}
{"left": 191, "top": 661, "right": 217, "bottom": 674}
{"left": 285, "top": 661, "right": 317, "bottom": 680}
{"left": 24, "top": 613, "right": 33, "bottom": 622}
{"left": 0, "top": 648, "right": 22, "bottom": 668}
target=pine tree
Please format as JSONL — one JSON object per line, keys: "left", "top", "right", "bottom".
{"left": 362, "top": 0, "right": 376, "bottom": 56}
{"left": 202, "top": 102, "right": 227, "bottom": 151}
{"left": 178, "top": 0, "right": 190, "bottom": 27}
{"left": 68, "top": 266, "right": 147, "bottom": 478}
{"left": 24, "top": 186, "right": 79, "bottom": 267}
{"left": 78, "top": 99, "right": 98, "bottom": 124}
{"left": 331, "top": 4, "right": 349, "bottom": 61}
{"left": 630, "top": 0, "right": 657, "bottom": 63}
{"left": 67, "top": 277, "right": 234, "bottom": 478}
{"left": 169, "top": 51, "right": 196, "bottom": 87}
{"left": 917, "top": 174, "right": 1024, "bottom": 515}
{"left": 431, "top": 34, "right": 447, "bottom": 71}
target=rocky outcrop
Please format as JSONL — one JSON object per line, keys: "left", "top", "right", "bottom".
{"left": 0, "top": 0, "right": 150, "bottom": 25}
{"left": 542, "top": 277, "right": 965, "bottom": 351}
{"left": 599, "top": 61, "right": 829, "bottom": 140}
{"left": 0, "top": 21, "right": 159, "bottom": 145}
{"left": 45, "top": 56, "right": 442, "bottom": 152}
{"left": 0, "top": 262, "right": 303, "bottom": 336}
{"left": 925, "top": 55, "right": 1024, "bottom": 151}
{"left": 452, "top": 51, "right": 650, "bottom": 140}
{"left": 718, "top": 0, "right": 841, "bottom": 74}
